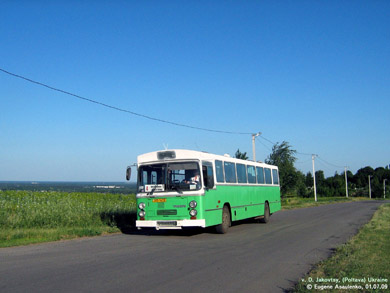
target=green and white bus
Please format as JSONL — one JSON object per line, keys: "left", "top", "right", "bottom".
{"left": 127, "top": 149, "right": 281, "bottom": 233}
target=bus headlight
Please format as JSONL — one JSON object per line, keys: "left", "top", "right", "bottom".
{"left": 138, "top": 202, "right": 146, "bottom": 210}
{"left": 189, "top": 200, "right": 197, "bottom": 208}
{"left": 189, "top": 209, "right": 197, "bottom": 217}
{"left": 139, "top": 210, "right": 145, "bottom": 218}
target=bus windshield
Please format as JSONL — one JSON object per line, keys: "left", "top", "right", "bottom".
{"left": 138, "top": 162, "right": 201, "bottom": 193}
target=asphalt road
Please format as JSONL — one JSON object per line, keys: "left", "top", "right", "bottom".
{"left": 0, "top": 201, "right": 387, "bottom": 293}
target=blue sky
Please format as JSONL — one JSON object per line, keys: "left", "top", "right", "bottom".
{"left": 1, "top": 1, "right": 389, "bottom": 181}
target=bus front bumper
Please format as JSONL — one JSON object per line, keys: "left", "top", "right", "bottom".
{"left": 136, "top": 219, "right": 206, "bottom": 230}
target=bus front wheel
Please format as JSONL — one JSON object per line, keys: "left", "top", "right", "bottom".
{"left": 260, "top": 202, "right": 270, "bottom": 223}
{"left": 216, "top": 205, "right": 231, "bottom": 234}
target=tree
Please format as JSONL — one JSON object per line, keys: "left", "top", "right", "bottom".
{"left": 315, "top": 170, "right": 331, "bottom": 197}
{"left": 353, "top": 166, "right": 374, "bottom": 187}
{"left": 346, "top": 170, "right": 354, "bottom": 182}
{"left": 305, "top": 172, "right": 313, "bottom": 188}
{"left": 296, "top": 170, "right": 309, "bottom": 197}
{"left": 315, "top": 170, "right": 325, "bottom": 186}
{"left": 296, "top": 165, "right": 389, "bottom": 198}
{"left": 325, "top": 172, "right": 344, "bottom": 197}
{"left": 235, "top": 149, "right": 248, "bottom": 160}
{"left": 265, "top": 141, "right": 298, "bottom": 196}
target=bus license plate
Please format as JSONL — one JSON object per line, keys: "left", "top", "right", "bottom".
{"left": 158, "top": 221, "right": 177, "bottom": 227}
{"left": 153, "top": 198, "right": 166, "bottom": 203}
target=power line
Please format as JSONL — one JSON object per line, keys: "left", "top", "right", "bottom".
{"left": 295, "top": 158, "right": 313, "bottom": 164}
{"left": 257, "top": 139, "right": 272, "bottom": 152}
{"left": 316, "top": 156, "right": 344, "bottom": 169}
{"left": 259, "top": 135, "right": 275, "bottom": 145}
{"left": 0, "top": 68, "right": 353, "bottom": 172}
{"left": 259, "top": 138, "right": 315, "bottom": 159}
{"left": 258, "top": 137, "right": 316, "bottom": 158}
{"left": 316, "top": 158, "right": 337, "bottom": 173}
{"left": 254, "top": 136, "right": 347, "bottom": 171}
{"left": 0, "top": 67, "right": 253, "bottom": 135}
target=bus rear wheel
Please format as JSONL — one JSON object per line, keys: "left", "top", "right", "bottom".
{"left": 216, "top": 205, "right": 231, "bottom": 234}
{"left": 260, "top": 202, "right": 270, "bottom": 223}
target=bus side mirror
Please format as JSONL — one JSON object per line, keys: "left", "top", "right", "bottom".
{"left": 126, "top": 167, "right": 131, "bottom": 181}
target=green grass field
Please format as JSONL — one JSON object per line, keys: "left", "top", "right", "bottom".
{"left": 294, "top": 203, "right": 390, "bottom": 292}
{"left": 0, "top": 190, "right": 136, "bottom": 247}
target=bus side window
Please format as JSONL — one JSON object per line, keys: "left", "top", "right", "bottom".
{"left": 272, "top": 169, "right": 279, "bottom": 185}
{"left": 215, "top": 160, "right": 225, "bottom": 182}
{"left": 256, "top": 167, "right": 265, "bottom": 184}
{"left": 247, "top": 165, "right": 256, "bottom": 183}
{"left": 224, "top": 162, "right": 237, "bottom": 183}
{"left": 264, "top": 168, "right": 272, "bottom": 184}
{"left": 236, "top": 163, "right": 247, "bottom": 183}
{"left": 202, "top": 162, "right": 215, "bottom": 189}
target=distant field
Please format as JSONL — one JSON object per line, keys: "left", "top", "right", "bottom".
{"left": 0, "top": 181, "right": 137, "bottom": 194}
{"left": 0, "top": 190, "right": 136, "bottom": 247}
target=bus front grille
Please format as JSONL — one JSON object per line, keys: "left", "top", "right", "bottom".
{"left": 157, "top": 209, "right": 177, "bottom": 216}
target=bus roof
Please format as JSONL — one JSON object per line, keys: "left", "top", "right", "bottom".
{"left": 137, "top": 149, "right": 278, "bottom": 169}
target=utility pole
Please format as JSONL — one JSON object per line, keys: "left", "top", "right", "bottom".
{"left": 344, "top": 166, "right": 349, "bottom": 198}
{"left": 252, "top": 132, "right": 261, "bottom": 162}
{"left": 368, "top": 175, "right": 372, "bottom": 199}
{"left": 384, "top": 179, "right": 387, "bottom": 199}
{"left": 312, "top": 154, "right": 318, "bottom": 202}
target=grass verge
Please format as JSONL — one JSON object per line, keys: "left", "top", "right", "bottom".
{"left": 294, "top": 203, "right": 390, "bottom": 292}
{"left": 0, "top": 227, "right": 118, "bottom": 247}
{"left": 282, "top": 196, "right": 372, "bottom": 210}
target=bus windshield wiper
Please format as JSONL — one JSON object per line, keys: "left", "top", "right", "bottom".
{"left": 171, "top": 185, "right": 183, "bottom": 194}
{"left": 148, "top": 183, "right": 160, "bottom": 195}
